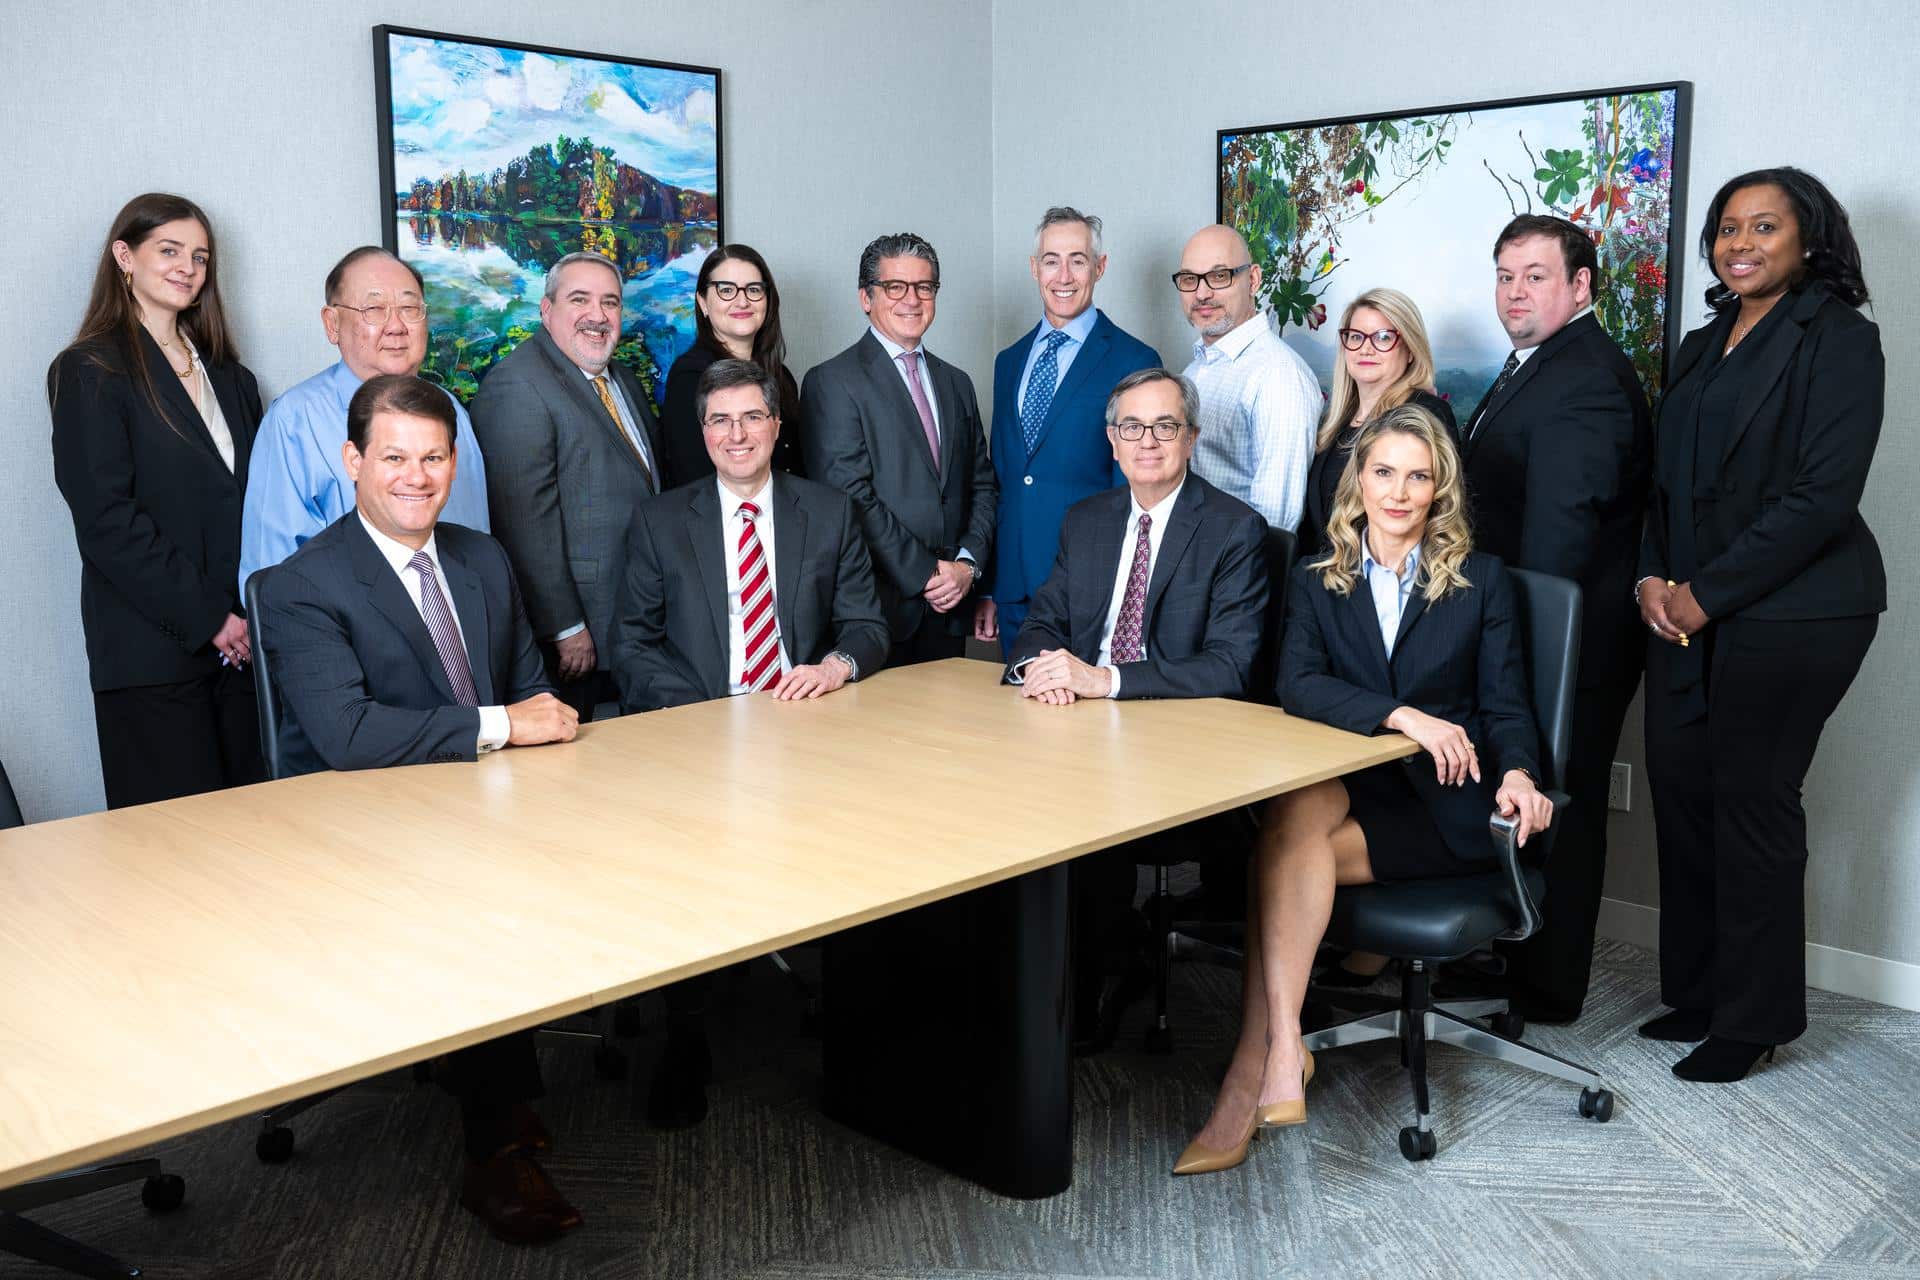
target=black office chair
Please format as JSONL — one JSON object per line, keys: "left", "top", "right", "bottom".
{"left": 0, "top": 759, "right": 186, "bottom": 1280}
{"left": 1136, "top": 525, "right": 1295, "bottom": 1052}
{"left": 240, "top": 571, "right": 625, "bottom": 1166}
{"left": 1301, "top": 567, "right": 1615, "bottom": 1161}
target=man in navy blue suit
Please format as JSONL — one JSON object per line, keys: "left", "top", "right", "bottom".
{"left": 974, "top": 206, "right": 1159, "bottom": 656}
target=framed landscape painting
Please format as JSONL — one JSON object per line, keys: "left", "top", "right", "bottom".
{"left": 1219, "top": 83, "right": 1690, "bottom": 406}
{"left": 374, "top": 26, "right": 722, "bottom": 404}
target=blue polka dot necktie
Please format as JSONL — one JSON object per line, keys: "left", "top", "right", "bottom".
{"left": 1020, "top": 329, "right": 1070, "bottom": 455}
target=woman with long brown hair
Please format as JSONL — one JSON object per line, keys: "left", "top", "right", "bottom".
{"left": 660, "top": 243, "right": 805, "bottom": 481}
{"left": 1174, "top": 404, "right": 1552, "bottom": 1175}
{"left": 48, "top": 193, "right": 265, "bottom": 807}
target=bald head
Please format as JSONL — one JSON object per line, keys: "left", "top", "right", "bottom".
{"left": 1177, "top": 224, "right": 1262, "bottom": 343}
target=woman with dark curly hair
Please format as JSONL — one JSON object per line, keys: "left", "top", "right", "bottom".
{"left": 1636, "top": 167, "right": 1884, "bottom": 1081}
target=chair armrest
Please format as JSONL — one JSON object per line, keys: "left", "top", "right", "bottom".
{"left": 1488, "top": 790, "right": 1569, "bottom": 942}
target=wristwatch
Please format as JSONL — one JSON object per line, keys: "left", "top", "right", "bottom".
{"left": 828, "top": 651, "right": 859, "bottom": 681}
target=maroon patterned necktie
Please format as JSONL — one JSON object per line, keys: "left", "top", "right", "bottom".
{"left": 1110, "top": 513, "right": 1152, "bottom": 664}
{"left": 737, "top": 502, "right": 782, "bottom": 691}
{"left": 406, "top": 551, "right": 478, "bottom": 706}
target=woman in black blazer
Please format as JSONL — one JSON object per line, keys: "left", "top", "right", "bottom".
{"left": 660, "top": 244, "right": 804, "bottom": 482}
{"left": 1175, "top": 404, "right": 1552, "bottom": 1176}
{"left": 48, "top": 192, "right": 265, "bottom": 808}
{"left": 1297, "top": 287, "right": 1458, "bottom": 563}
{"left": 1636, "top": 169, "right": 1884, "bottom": 1082}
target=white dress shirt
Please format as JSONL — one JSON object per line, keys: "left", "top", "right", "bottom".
{"left": 720, "top": 477, "right": 792, "bottom": 695}
{"left": 1360, "top": 530, "right": 1421, "bottom": 659}
{"left": 356, "top": 510, "right": 510, "bottom": 753}
{"left": 1014, "top": 305, "right": 1099, "bottom": 410}
{"left": 1183, "top": 311, "right": 1322, "bottom": 533}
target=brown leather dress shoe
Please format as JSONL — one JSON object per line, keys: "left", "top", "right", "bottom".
{"left": 459, "top": 1148, "right": 583, "bottom": 1245}
{"left": 509, "top": 1102, "right": 553, "bottom": 1153}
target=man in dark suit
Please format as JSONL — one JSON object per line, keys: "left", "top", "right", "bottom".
{"left": 802, "top": 232, "right": 997, "bottom": 667}
{"left": 611, "top": 358, "right": 890, "bottom": 712}
{"left": 1006, "top": 367, "right": 1268, "bottom": 1048}
{"left": 975, "top": 206, "right": 1160, "bottom": 658}
{"left": 253, "top": 374, "right": 582, "bottom": 1245}
{"left": 470, "top": 251, "right": 667, "bottom": 719}
{"left": 1457, "top": 214, "right": 1653, "bottom": 1022}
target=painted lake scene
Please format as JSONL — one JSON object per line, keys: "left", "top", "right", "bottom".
{"left": 377, "top": 30, "right": 721, "bottom": 404}
{"left": 1221, "top": 85, "right": 1687, "bottom": 406}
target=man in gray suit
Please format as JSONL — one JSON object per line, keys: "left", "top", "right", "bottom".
{"left": 801, "top": 233, "right": 997, "bottom": 666}
{"left": 253, "top": 374, "right": 581, "bottom": 1245}
{"left": 611, "top": 359, "right": 890, "bottom": 711}
{"left": 470, "top": 251, "right": 667, "bottom": 718}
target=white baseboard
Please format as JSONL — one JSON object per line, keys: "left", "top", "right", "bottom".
{"left": 1596, "top": 897, "right": 1920, "bottom": 1013}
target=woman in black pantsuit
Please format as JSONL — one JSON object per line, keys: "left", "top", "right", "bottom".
{"left": 1637, "top": 168, "right": 1884, "bottom": 1082}
{"left": 48, "top": 193, "right": 265, "bottom": 808}
{"left": 1174, "top": 405, "right": 1554, "bottom": 1175}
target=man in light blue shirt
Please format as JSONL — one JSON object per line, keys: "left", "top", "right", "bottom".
{"left": 239, "top": 246, "right": 490, "bottom": 593}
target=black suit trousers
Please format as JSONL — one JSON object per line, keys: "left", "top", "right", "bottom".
{"left": 1644, "top": 615, "right": 1876, "bottom": 1044}
{"left": 91, "top": 667, "right": 264, "bottom": 809}
{"left": 1499, "top": 663, "right": 1640, "bottom": 1018}
{"left": 887, "top": 610, "right": 966, "bottom": 669}
{"left": 438, "top": 1030, "right": 545, "bottom": 1160}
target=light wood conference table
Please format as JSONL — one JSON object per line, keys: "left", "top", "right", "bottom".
{"left": 0, "top": 658, "right": 1415, "bottom": 1197}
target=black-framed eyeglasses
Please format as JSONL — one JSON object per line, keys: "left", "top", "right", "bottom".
{"left": 706, "top": 281, "right": 767, "bottom": 302}
{"left": 869, "top": 279, "right": 940, "bottom": 300}
{"left": 1338, "top": 327, "right": 1402, "bottom": 353}
{"left": 1111, "top": 418, "right": 1189, "bottom": 441}
{"left": 332, "top": 301, "right": 426, "bottom": 327}
{"left": 702, "top": 409, "right": 774, "bottom": 433}
{"left": 1170, "top": 264, "right": 1251, "bottom": 292}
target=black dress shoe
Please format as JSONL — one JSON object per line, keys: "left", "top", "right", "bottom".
{"left": 1672, "top": 1036, "right": 1776, "bottom": 1082}
{"left": 645, "top": 1030, "right": 712, "bottom": 1129}
{"left": 459, "top": 1148, "right": 583, "bottom": 1245}
{"left": 1638, "top": 1008, "right": 1711, "bottom": 1042}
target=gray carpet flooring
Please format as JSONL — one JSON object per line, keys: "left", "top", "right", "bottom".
{"left": 7, "top": 937, "right": 1919, "bottom": 1280}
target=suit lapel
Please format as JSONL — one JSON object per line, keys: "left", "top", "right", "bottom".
{"left": 686, "top": 484, "right": 732, "bottom": 675}
{"left": 346, "top": 517, "right": 458, "bottom": 703}
{"left": 202, "top": 360, "right": 253, "bottom": 488}
{"left": 137, "top": 329, "right": 224, "bottom": 466}
{"left": 1719, "top": 289, "right": 1822, "bottom": 465}
{"left": 1389, "top": 583, "right": 1431, "bottom": 662}
{"left": 1082, "top": 490, "right": 1129, "bottom": 654}
{"left": 1346, "top": 577, "right": 1394, "bottom": 689}
{"left": 438, "top": 539, "right": 495, "bottom": 704}
{"left": 771, "top": 476, "right": 806, "bottom": 657}
{"left": 609, "top": 361, "right": 665, "bottom": 492}
{"left": 1030, "top": 316, "right": 1108, "bottom": 459}
{"left": 859, "top": 334, "right": 940, "bottom": 481}
{"left": 1466, "top": 312, "right": 1598, "bottom": 455}
{"left": 535, "top": 328, "right": 656, "bottom": 489}
{"left": 929, "top": 352, "right": 961, "bottom": 481}
{"left": 1142, "top": 478, "right": 1204, "bottom": 627}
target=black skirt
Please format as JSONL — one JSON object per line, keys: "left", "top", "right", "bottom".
{"left": 1342, "top": 760, "right": 1496, "bottom": 883}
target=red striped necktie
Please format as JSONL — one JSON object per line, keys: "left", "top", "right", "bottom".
{"left": 737, "top": 501, "right": 782, "bottom": 691}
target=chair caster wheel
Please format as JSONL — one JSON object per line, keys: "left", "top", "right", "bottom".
{"left": 255, "top": 1126, "right": 295, "bottom": 1164}
{"left": 1398, "top": 1126, "right": 1436, "bottom": 1162}
{"left": 141, "top": 1173, "right": 186, "bottom": 1211}
{"left": 1491, "top": 1010, "right": 1526, "bottom": 1040}
{"left": 1578, "top": 1087, "right": 1615, "bottom": 1122}
{"left": 1143, "top": 1024, "right": 1174, "bottom": 1054}
{"left": 614, "top": 1000, "right": 645, "bottom": 1038}
{"left": 593, "top": 1046, "right": 629, "bottom": 1080}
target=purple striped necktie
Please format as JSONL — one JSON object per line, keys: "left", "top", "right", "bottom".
{"left": 406, "top": 551, "right": 479, "bottom": 706}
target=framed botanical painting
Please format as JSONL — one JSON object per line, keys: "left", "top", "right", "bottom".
{"left": 374, "top": 26, "right": 722, "bottom": 404}
{"left": 1219, "top": 83, "right": 1690, "bottom": 404}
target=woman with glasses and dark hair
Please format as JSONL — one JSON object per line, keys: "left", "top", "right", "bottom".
{"left": 661, "top": 244, "right": 805, "bottom": 481}
{"left": 1636, "top": 167, "right": 1884, "bottom": 1083}
{"left": 1297, "top": 288, "right": 1456, "bottom": 563}
{"left": 48, "top": 192, "right": 266, "bottom": 807}
{"left": 1174, "top": 404, "right": 1551, "bottom": 1176}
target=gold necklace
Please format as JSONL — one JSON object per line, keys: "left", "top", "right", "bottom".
{"left": 156, "top": 330, "right": 195, "bottom": 379}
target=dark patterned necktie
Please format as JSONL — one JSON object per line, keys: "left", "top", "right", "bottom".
{"left": 1110, "top": 513, "right": 1152, "bottom": 664}
{"left": 1467, "top": 351, "right": 1521, "bottom": 441}
{"left": 407, "top": 552, "right": 478, "bottom": 706}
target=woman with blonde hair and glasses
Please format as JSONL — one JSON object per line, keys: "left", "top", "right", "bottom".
{"left": 1298, "top": 288, "right": 1456, "bottom": 562}
{"left": 1174, "top": 404, "right": 1551, "bottom": 1175}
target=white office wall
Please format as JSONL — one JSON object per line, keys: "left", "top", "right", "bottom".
{"left": 989, "top": 0, "right": 1920, "bottom": 974}
{"left": 2, "top": 0, "right": 992, "bottom": 820}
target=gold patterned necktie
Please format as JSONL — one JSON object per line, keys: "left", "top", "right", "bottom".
{"left": 592, "top": 374, "right": 655, "bottom": 492}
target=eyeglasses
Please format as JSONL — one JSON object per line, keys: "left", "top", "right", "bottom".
{"left": 1170, "top": 264, "right": 1251, "bottom": 292}
{"left": 869, "top": 279, "right": 940, "bottom": 301}
{"left": 702, "top": 409, "right": 774, "bottom": 433}
{"left": 707, "top": 281, "right": 767, "bottom": 302}
{"left": 1338, "top": 327, "right": 1402, "bottom": 353}
{"left": 332, "top": 301, "right": 426, "bottom": 327}
{"left": 1111, "top": 418, "right": 1189, "bottom": 441}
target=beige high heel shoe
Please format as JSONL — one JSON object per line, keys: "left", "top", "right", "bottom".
{"left": 1171, "top": 1111, "right": 1259, "bottom": 1176}
{"left": 1255, "top": 1049, "right": 1316, "bottom": 1129}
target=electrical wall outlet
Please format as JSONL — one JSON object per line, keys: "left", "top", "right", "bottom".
{"left": 1607, "top": 762, "right": 1631, "bottom": 812}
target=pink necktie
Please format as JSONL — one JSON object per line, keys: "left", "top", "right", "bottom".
{"left": 898, "top": 350, "right": 941, "bottom": 474}
{"left": 1110, "top": 513, "right": 1152, "bottom": 663}
{"left": 737, "top": 502, "right": 782, "bottom": 691}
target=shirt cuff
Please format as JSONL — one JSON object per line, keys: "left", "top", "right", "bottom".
{"left": 1104, "top": 665, "right": 1121, "bottom": 699}
{"left": 477, "top": 705, "right": 511, "bottom": 754}
{"left": 1006, "top": 656, "right": 1033, "bottom": 686}
{"left": 552, "top": 622, "right": 587, "bottom": 642}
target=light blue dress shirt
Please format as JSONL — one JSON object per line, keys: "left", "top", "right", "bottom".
{"left": 239, "top": 361, "right": 491, "bottom": 594}
{"left": 1361, "top": 535, "right": 1421, "bottom": 658}
{"left": 1014, "top": 305, "right": 1099, "bottom": 411}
